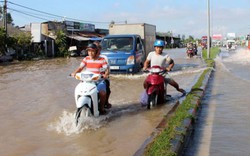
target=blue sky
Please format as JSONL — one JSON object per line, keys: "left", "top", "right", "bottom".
{"left": 4, "top": 0, "right": 250, "bottom": 38}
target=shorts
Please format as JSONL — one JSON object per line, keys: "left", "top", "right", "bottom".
{"left": 164, "top": 75, "right": 173, "bottom": 84}
{"left": 97, "top": 80, "right": 107, "bottom": 93}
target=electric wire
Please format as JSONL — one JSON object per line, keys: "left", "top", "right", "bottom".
{"left": 6, "top": 1, "right": 124, "bottom": 24}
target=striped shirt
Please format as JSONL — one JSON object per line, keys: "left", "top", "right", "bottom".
{"left": 80, "top": 56, "right": 108, "bottom": 74}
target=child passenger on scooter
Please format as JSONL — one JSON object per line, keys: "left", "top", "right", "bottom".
{"left": 93, "top": 41, "right": 112, "bottom": 109}
{"left": 143, "top": 40, "right": 186, "bottom": 96}
{"left": 70, "top": 43, "right": 109, "bottom": 115}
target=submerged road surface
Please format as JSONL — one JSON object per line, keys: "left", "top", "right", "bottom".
{"left": 0, "top": 48, "right": 206, "bottom": 156}
{"left": 184, "top": 47, "right": 250, "bottom": 156}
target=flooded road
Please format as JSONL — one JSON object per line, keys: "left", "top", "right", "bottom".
{"left": 0, "top": 48, "right": 205, "bottom": 156}
{"left": 184, "top": 48, "right": 250, "bottom": 156}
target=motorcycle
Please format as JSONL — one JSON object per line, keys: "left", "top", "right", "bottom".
{"left": 73, "top": 70, "right": 102, "bottom": 126}
{"left": 143, "top": 66, "right": 168, "bottom": 109}
{"left": 186, "top": 47, "right": 194, "bottom": 58}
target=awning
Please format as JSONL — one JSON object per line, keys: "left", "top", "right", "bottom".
{"left": 89, "top": 37, "right": 102, "bottom": 41}
{"left": 67, "top": 35, "right": 90, "bottom": 41}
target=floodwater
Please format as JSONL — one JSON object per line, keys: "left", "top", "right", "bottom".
{"left": 0, "top": 48, "right": 205, "bottom": 156}
{"left": 184, "top": 47, "right": 250, "bottom": 156}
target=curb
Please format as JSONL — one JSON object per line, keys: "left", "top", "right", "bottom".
{"left": 134, "top": 66, "right": 214, "bottom": 156}
{"left": 172, "top": 66, "right": 213, "bottom": 156}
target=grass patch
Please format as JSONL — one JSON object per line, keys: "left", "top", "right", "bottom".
{"left": 144, "top": 47, "right": 220, "bottom": 156}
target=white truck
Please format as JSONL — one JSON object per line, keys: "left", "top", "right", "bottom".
{"left": 101, "top": 23, "right": 156, "bottom": 73}
{"left": 226, "top": 33, "right": 237, "bottom": 50}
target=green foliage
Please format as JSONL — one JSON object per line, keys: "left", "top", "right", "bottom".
{"left": 13, "top": 31, "right": 32, "bottom": 48}
{"left": 7, "top": 13, "right": 13, "bottom": 24}
{"left": 55, "top": 30, "right": 68, "bottom": 57}
{"left": 0, "top": 27, "right": 7, "bottom": 55}
{"left": 202, "top": 47, "right": 220, "bottom": 67}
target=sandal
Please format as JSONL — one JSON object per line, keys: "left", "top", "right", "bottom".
{"left": 104, "top": 103, "right": 112, "bottom": 109}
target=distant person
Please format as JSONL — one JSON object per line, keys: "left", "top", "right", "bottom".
{"left": 193, "top": 44, "right": 198, "bottom": 55}
{"left": 143, "top": 39, "right": 186, "bottom": 95}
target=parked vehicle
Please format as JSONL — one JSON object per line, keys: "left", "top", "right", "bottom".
{"left": 101, "top": 23, "right": 156, "bottom": 74}
{"left": 143, "top": 66, "right": 168, "bottom": 109}
{"left": 73, "top": 71, "right": 102, "bottom": 126}
{"left": 68, "top": 46, "right": 80, "bottom": 57}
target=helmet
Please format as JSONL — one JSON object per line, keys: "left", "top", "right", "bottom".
{"left": 154, "top": 40, "right": 165, "bottom": 47}
{"left": 86, "top": 43, "right": 98, "bottom": 51}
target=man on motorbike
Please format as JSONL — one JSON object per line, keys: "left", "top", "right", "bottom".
{"left": 143, "top": 39, "right": 186, "bottom": 95}
{"left": 71, "top": 43, "right": 109, "bottom": 115}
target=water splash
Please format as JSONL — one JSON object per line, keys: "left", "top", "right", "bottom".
{"left": 215, "top": 48, "right": 250, "bottom": 82}
{"left": 47, "top": 105, "right": 145, "bottom": 136}
{"left": 222, "top": 49, "right": 250, "bottom": 65}
{"left": 110, "top": 73, "right": 147, "bottom": 79}
{"left": 47, "top": 110, "right": 108, "bottom": 136}
{"left": 110, "top": 66, "right": 209, "bottom": 80}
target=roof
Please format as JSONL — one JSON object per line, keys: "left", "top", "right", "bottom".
{"left": 67, "top": 35, "right": 90, "bottom": 41}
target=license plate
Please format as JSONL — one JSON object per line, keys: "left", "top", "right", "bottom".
{"left": 110, "top": 66, "right": 120, "bottom": 70}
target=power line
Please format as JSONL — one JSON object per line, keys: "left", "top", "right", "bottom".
{"left": 8, "top": 7, "right": 52, "bottom": 21}
{"left": 7, "top": 1, "right": 125, "bottom": 24}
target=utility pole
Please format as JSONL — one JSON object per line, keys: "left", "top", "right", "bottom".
{"left": 3, "top": 0, "right": 7, "bottom": 34}
{"left": 207, "top": 0, "right": 210, "bottom": 59}
{"left": 3, "top": 0, "right": 8, "bottom": 54}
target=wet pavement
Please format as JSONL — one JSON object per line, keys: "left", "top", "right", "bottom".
{"left": 184, "top": 47, "right": 250, "bottom": 156}
{"left": 0, "top": 48, "right": 205, "bottom": 156}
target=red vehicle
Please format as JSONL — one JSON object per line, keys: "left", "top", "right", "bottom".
{"left": 143, "top": 66, "right": 167, "bottom": 109}
{"left": 186, "top": 47, "right": 194, "bottom": 58}
{"left": 201, "top": 36, "right": 207, "bottom": 50}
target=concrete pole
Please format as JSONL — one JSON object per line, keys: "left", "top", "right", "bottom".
{"left": 3, "top": 0, "right": 7, "bottom": 34}
{"left": 207, "top": 0, "right": 210, "bottom": 59}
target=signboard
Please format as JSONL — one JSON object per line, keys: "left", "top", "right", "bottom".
{"left": 212, "top": 34, "right": 222, "bottom": 40}
{"left": 64, "top": 20, "right": 95, "bottom": 32}
{"left": 79, "top": 23, "right": 95, "bottom": 32}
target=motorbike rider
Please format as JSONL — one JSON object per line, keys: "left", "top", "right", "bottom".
{"left": 193, "top": 43, "right": 198, "bottom": 55}
{"left": 143, "top": 39, "right": 186, "bottom": 95}
{"left": 93, "top": 41, "right": 112, "bottom": 109}
{"left": 71, "top": 43, "right": 109, "bottom": 115}
{"left": 186, "top": 42, "right": 194, "bottom": 57}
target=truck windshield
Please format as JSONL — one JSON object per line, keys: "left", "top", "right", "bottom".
{"left": 101, "top": 37, "right": 133, "bottom": 52}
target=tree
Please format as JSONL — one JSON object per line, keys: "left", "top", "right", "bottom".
{"left": 7, "top": 13, "right": 13, "bottom": 25}
{"left": 55, "top": 29, "right": 67, "bottom": 57}
{"left": 0, "top": 27, "right": 6, "bottom": 55}
{"left": 0, "top": 6, "right": 2, "bottom": 19}
{"left": 12, "top": 31, "right": 32, "bottom": 59}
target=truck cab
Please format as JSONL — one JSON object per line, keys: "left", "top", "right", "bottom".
{"left": 101, "top": 34, "right": 145, "bottom": 73}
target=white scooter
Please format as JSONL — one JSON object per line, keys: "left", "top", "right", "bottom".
{"left": 73, "top": 70, "right": 102, "bottom": 126}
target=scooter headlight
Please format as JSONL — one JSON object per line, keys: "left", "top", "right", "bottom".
{"left": 150, "top": 68, "right": 161, "bottom": 73}
{"left": 82, "top": 73, "right": 94, "bottom": 79}
{"left": 77, "top": 73, "right": 94, "bottom": 81}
